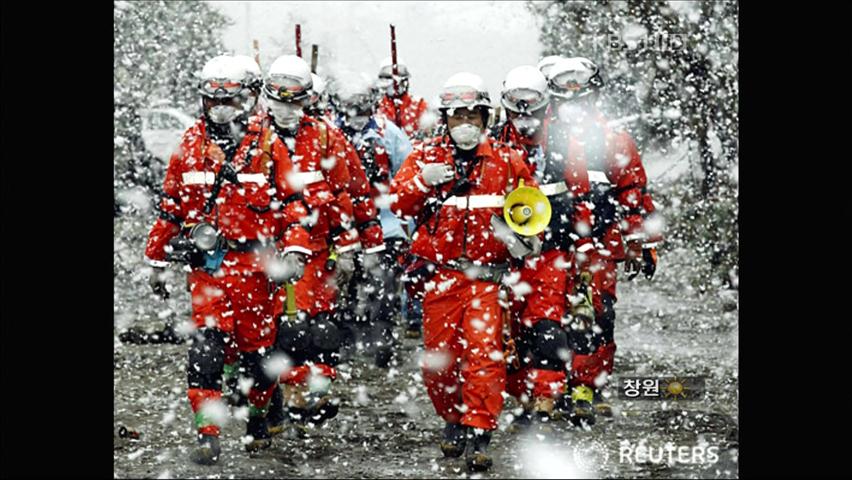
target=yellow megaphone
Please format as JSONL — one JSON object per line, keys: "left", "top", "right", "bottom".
{"left": 503, "top": 179, "right": 552, "bottom": 236}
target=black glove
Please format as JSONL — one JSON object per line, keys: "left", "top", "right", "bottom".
{"left": 149, "top": 267, "right": 169, "bottom": 299}
{"left": 641, "top": 248, "right": 657, "bottom": 280}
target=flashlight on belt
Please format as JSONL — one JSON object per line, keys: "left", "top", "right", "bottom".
{"left": 325, "top": 247, "right": 339, "bottom": 271}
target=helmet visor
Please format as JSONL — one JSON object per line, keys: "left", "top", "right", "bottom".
{"left": 549, "top": 69, "right": 595, "bottom": 100}
{"left": 200, "top": 79, "right": 245, "bottom": 98}
{"left": 439, "top": 86, "right": 489, "bottom": 109}
{"left": 501, "top": 88, "right": 546, "bottom": 113}
{"left": 264, "top": 74, "right": 310, "bottom": 101}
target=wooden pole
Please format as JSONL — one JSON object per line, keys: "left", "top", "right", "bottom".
{"left": 390, "top": 24, "right": 401, "bottom": 126}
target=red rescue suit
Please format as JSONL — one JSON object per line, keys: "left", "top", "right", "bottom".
{"left": 494, "top": 119, "right": 595, "bottom": 401}
{"left": 377, "top": 92, "right": 428, "bottom": 138}
{"left": 145, "top": 115, "right": 311, "bottom": 436}
{"left": 563, "top": 111, "right": 661, "bottom": 389}
{"left": 263, "top": 116, "right": 362, "bottom": 387}
{"left": 391, "top": 136, "right": 535, "bottom": 431}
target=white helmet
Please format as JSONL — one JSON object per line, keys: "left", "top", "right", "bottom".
{"left": 377, "top": 57, "right": 410, "bottom": 96}
{"left": 378, "top": 56, "right": 410, "bottom": 78}
{"left": 437, "top": 72, "right": 491, "bottom": 112}
{"left": 199, "top": 55, "right": 254, "bottom": 98}
{"left": 263, "top": 55, "right": 313, "bottom": 102}
{"left": 536, "top": 55, "right": 565, "bottom": 81}
{"left": 548, "top": 57, "right": 604, "bottom": 100}
{"left": 231, "top": 55, "right": 262, "bottom": 91}
{"left": 501, "top": 65, "right": 549, "bottom": 114}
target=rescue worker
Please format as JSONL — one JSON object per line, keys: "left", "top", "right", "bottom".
{"left": 336, "top": 87, "right": 413, "bottom": 367}
{"left": 376, "top": 57, "right": 429, "bottom": 138}
{"left": 391, "top": 72, "right": 540, "bottom": 472}
{"left": 261, "top": 55, "right": 363, "bottom": 434}
{"left": 492, "top": 65, "right": 597, "bottom": 429}
{"left": 145, "top": 55, "right": 312, "bottom": 465}
{"left": 302, "top": 73, "right": 388, "bottom": 365}
{"left": 547, "top": 57, "right": 662, "bottom": 422}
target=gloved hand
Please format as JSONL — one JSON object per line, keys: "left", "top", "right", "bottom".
{"left": 641, "top": 247, "right": 657, "bottom": 280}
{"left": 490, "top": 214, "right": 542, "bottom": 259}
{"left": 624, "top": 240, "right": 643, "bottom": 280}
{"left": 149, "top": 267, "right": 169, "bottom": 299}
{"left": 268, "top": 251, "right": 308, "bottom": 285}
{"left": 420, "top": 163, "right": 455, "bottom": 186}
{"left": 334, "top": 250, "right": 356, "bottom": 287}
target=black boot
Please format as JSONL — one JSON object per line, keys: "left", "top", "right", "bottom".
{"left": 593, "top": 389, "right": 613, "bottom": 417}
{"left": 375, "top": 345, "right": 394, "bottom": 368}
{"left": 189, "top": 434, "right": 221, "bottom": 465}
{"left": 569, "top": 385, "right": 597, "bottom": 426}
{"left": 266, "top": 387, "right": 286, "bottom": 436}
{"left": 244, "top": 416, "right": 272, "bottom": 453}
{"left": 404, "top": 323, "right": 421, "bottom": 339}
{"left": 464, "top": 429, "right": 493, "bottom": 472}
{"left": 304, "top": 394, "right": 339, "bottom": 427}
{"left": 507, "top": 410, "right": 532, "bottom": 434}
{"left": 439, "top": 422, "right": 467, "bottom": 458}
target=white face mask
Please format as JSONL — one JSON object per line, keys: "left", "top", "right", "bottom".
{"left": 449, "top": 123, "right": 482, "bottom": 151}
{"left": 268, "top": 100, "right": 304, "bottom": 130}
{"left": 348, "top": 115, "right": 370, "bottom": 131}
{"left": 207, "top": 105, "right": 238, "bottom": 124}
{"left": 511, "top": 116, "right": 541, "bottom": 136}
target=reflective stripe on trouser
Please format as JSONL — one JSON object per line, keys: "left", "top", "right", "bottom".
{"left": 421, "top": 269, "right": 506, "bottom": 431}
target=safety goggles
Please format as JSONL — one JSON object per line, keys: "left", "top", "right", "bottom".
{"left": 549, "top": 70, "right": 596, "bottom": 100}
{"left": 263, "top": 74, "right": 310, "bottom": 101}
{"left": 199, "top": 79, "right": 245, "bottom": 98}
{"left": 438, "top": 87, "right": 490, "bottom": 109}
{"left": 501, "top": 88, "right": 547, "bottom": 113}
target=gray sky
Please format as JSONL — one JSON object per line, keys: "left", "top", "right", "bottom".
{"left": 208, "top": 1, "right": 543, "bottom": 106}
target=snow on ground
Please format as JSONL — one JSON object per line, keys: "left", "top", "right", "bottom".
{"left": 114, "top": 173, "right": 738, "bottom": 478}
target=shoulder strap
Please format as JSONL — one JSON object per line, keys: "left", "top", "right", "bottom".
{"left": 317, "top": 119, "right": 329, "bottom": 159}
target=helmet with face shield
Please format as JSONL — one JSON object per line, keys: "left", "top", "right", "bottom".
{"left": 501, "top": 65, "right": 550, "bottom": 137}
{"left": 438, "top": 72, "right": 491, "bottom": 150}
{"left": 337, "top": 90, "right": 375, "bottom": 133}
{"left": 199, "top": 55, "right": 259, "bottom": 125}
{"left": 547, "top": 57, "right": 604, "bottom": 101}
{"left": 377, "top": 57, "right": 410, "bottom": 97}
{"left": 263, "top": 55, "right": 313, "bottom": 130}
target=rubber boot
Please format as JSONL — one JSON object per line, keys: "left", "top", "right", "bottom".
{"left": 439, "top": 422, "right": 467, "bottom": 458}
{"left": 189, "top": 433, "right": 221, "bottom": 465}
{"left": 464, "top": 428, "right": 493, "bottom": 472}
